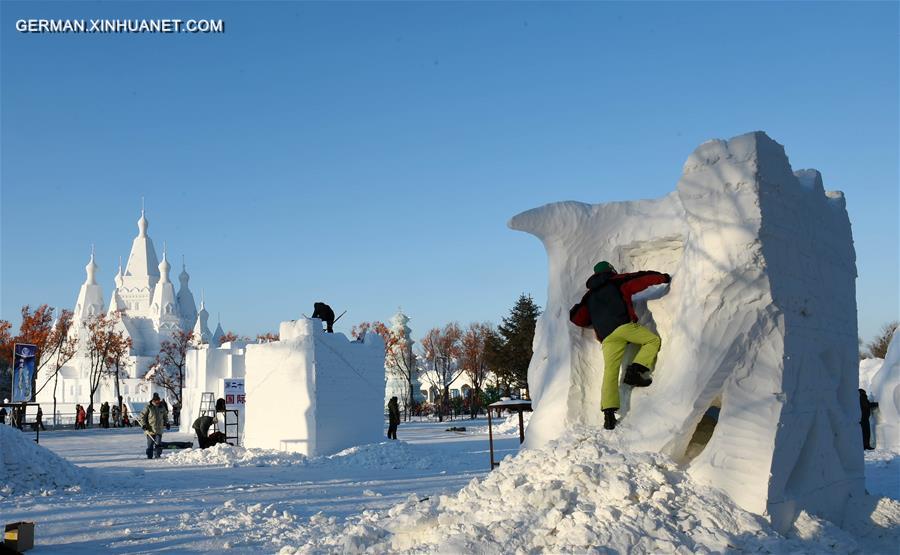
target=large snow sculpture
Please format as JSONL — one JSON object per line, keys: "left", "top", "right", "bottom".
{"left": 509, "top": 131, "right": 864, "bottom": 531}
{"left": 870, "top": 332, "right": 899, "bottom": 452}
{"left": 243, "top": 319, "right": 385, "bottom": 457}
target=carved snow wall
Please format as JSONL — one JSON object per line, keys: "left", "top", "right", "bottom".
{"left": 509, "top": 131, "right": 864, "bottom": 532}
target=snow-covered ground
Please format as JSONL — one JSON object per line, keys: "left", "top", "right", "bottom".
{"left": 1, "top": 419, "right": 897, "bottom": 553}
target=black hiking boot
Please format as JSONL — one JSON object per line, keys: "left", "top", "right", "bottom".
{"left": 623, "top": 363, "right": 652, "bottom": 387}
{"left": 603, "top": 409, "right": 617, "bottom": 430}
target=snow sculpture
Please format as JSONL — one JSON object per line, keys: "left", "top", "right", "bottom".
{"left": 384, "top": 310, "right": 425, "bottom": 412}
{"left": 509, "top": 131, "right": 864, "bottom": 531}
{"left": 869, "top": 332, "right": 899, "bottom": 452}
{"left": 243, "top": 319, "right": 385, "bottom": 457}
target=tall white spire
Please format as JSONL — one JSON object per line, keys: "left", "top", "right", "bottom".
{"left": 85, "top": 245, "right": 98, "bottom": 285}
{"left": 176, "top": 255, "right": 198, "bottom": 331}
{"left": 123, "top": 207, "right": 160, "bottom": 281}
{"left": 74, "top": 247, "right": 105, "bottom": 322}
{"left": 158, "top": 244, "right": 171, "bottom": 284}
{"left": 192, "top": 291, "right": 212, "bottom": 345}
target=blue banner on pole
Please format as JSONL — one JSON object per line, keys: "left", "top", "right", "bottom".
{"left": 12, "top": 343, "right": 38, "bottom": 402}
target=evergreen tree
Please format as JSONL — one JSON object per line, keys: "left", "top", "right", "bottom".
{"left": 495, "top": 294, "right": 541, "bottom": 397}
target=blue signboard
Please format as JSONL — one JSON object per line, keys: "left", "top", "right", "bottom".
{"left": 12, "top": 343, "right": 38, "bottom": 402}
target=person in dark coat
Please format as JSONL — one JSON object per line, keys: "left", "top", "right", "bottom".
{"left": 581, "top": 261, "right": 670, "bottom": 431}
{"left": 100, "top": 402, "right": 110, "bottom": 428}
{"left": 387, "top": 396, "right": 400, "bottom": 440}
{"left": 139, "top": 393, "right": 166, "bottom": 459}
{"left": 0, "top": 406, "right": 6, "bottom": 425}
{"left": 36, "top": 406, "right": 45, "bottom": 431}
{"left": 859, "top": 388, "right": 879, "bottom": 450}
{"left": 192, "top": 415, "right": 217, "bottom": 449}
{"left": 311, "top": 302, "right": 335, "bottom": 333}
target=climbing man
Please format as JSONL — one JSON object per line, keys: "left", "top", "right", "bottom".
{"left": 311, "top": 302, "right": 335, "bottom": 333}
{"left": 139, "top": 392, "right": 166, "bottom": 459}
{"left": 577, "top": 261, "right": 670, "bottom": 431}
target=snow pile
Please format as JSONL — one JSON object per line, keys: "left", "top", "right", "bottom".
{"left": 860, "top": 358, "right": 884, "bottom": 391}
{"left": 509, "top": 131, "right": 863, "bottom": 530}
{"left": 277, "top": 428, "right": 900, "bottom": 554}
{"left": 467, "top": 412, "right": 532, "bottom": 436}
{"left": 317, "top": 441, "right": 439, "bottom": 470}
{"left": 165, "top": 441, "right": 444, "bottom": 471}
{"left": 164, "top": 443, "right": 308, "bottom": 467}
{"left": 0, "top": 425, "right": 97, "bottom": 497}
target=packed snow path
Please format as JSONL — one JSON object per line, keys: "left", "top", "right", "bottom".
{"left": 0, "top": 420, "right": 520, "bottom": 553}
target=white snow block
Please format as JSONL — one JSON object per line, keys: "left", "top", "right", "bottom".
{"left": 509, "top": 131, "right": 864, "bottom": 531}
{"left": 243, "top": 319, "right": 385, "bottom": 457}
{"left": 870, "top": 333, "right": 900, "bottom": 452}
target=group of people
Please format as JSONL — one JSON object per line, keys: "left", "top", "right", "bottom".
{"left": 0, "top": 402, "right": 40, "bottom": 430}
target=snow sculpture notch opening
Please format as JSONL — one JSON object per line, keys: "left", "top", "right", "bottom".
{"left": 509, "top": 131, "right": 864, "bottom": 532}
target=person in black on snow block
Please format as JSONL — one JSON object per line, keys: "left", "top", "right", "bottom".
{"left": 570, "top": 261, "right": 671, "bottom": 431}
{"left": 859, "top": 388, "right": 878, "bottom": 450}
{"left": 312, "top": 302, "right": 335, "bottom": 333}
{"left": 387, "top": 396, "right": 400, "bottom": 440}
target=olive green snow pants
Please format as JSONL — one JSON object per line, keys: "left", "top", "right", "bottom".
{"left": 601, "top": 323, "right": 661, "bottom": 410}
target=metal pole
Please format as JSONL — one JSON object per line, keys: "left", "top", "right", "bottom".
{"left": 488, "top": 406, "right": 495, "bottom": 470}
{"left": 518, "top": 408, "right": 525, "bottom": 444}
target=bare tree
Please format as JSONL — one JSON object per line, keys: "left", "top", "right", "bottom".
{"left": 866, "top": 321, "right": 899, "bottom": 359}
{"left": 85, "top": 314, "right": 122, "bottom": 423}
{"left": 461, "top": 322, "right": 492, "bottom": 419}
{"left": 34, "top": 310, "right": 78, "bottom": 425}
{"left": 420, "top": 323, "right": 463, "bottom": 422}
{"left": 147, "top": 329, "right": 194, "bottom": 405}
{"left": 106, "top": 327, "right": 133, "bottom": 407}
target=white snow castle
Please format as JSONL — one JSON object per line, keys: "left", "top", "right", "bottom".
{"left": 37, "top": 209, "right": 221, "bottom": 411}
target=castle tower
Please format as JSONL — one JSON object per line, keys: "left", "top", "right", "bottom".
{"left": 120, "top": 209, "right": 161, "bottom": 315}
{"left": 74, "top": 247, "right": 105, "bottom": 324}
{"left": 150, "top": 245, "right": 180, "bottom": 334}
{"left": 176, "top": 257, "right": 198, "bottom": 331}
{"left": 192, "top": 295, "right": 213, "bottom": 345}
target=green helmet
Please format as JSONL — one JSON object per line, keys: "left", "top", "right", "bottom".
{"left": 593, "top": 261, "right": 616, "bottom": 274}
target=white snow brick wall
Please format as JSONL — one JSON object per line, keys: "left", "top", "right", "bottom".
{"left": 243, "top": 319, "right": 385, "bottom": 457}
{"left": 870, "top": 333, "right": 899, "bottom": 452}
{"left": 509, "top": 131, "right": 864, "bottom": 532}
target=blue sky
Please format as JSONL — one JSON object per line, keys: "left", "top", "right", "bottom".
{"left": 1, "top": 1, "right": 897, "bottom": 344}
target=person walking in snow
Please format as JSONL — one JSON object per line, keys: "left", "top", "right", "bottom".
{"left": 387, "top": 396, "right": 400, "bottom": 440}
{"left": 574, "top": 261, "right": 670, "bottom": 431}
{"left": 311, "top": 302, "right": 336, "bottom": 333}
{"left": 36, "top": 406, "right": 45, "bottom": 431}
{"left": 859, "top": 389, "right": 879, "bottom": 450}
{"left": 0, "top": 406, "right": 6, "bottom": 425}
{"left": 111, "top": 404, "right": 121, "bottom": 428}
{"left": 139, "top": 392, "right": 167, "bottom": 459}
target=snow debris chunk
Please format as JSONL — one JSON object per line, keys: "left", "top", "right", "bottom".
{"left": 277, "top": 428, "right": 899, "bottom": 554}
{"left": 0, "top": 425, "right": 97, "bottom": 497}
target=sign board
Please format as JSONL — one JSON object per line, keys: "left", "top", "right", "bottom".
{"left": 223, "top": 378, "right": 245, "bottom": 406}
{"left": 12, "top": 344, "right": 38, "bottom": 402}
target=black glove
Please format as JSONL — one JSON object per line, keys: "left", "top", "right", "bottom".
{"left": 142, "top": 424, "right": 150, "bottom": 431}
{"left": 662, "top": 273, "right": 671, "bottom": 283}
